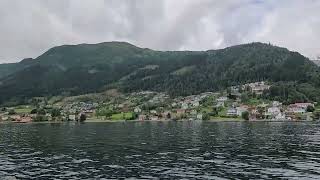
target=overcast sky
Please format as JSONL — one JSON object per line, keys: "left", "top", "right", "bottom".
{"left": 0, "top": 0, "right": 319, "bottom": 63}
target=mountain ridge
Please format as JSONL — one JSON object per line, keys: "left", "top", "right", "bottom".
{"left": 0, "top": 41, "right": 319, "bottom": 105}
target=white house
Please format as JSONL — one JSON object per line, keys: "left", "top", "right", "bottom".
{"left": 181, "top": 103, "right": 189, "bottom": 110}
{"left": 190, "top": 110, "right": 197, "bottom": 115}
{"left": 244, "top": 81, "right": 270, "bottom": 95}
{"left": 196, "top": 114, "right": 203, "bottom": 120}
{"left": 150, "top": 116, "right": 159, "bottom": 121}
{"left": 216, "top": 101, "right": 225, "bottom": 107}
{"left": 217, "top": 97, "right": 228, "bottom": 102}
{"left": 171, "top": 102, "right": 177, "bottom": 107}
{"left": 294, "top": 103, "right": 314, "bottom": 109}
{"left": 275, "top": 112, "right": 286, "bottom": 120}
{"left": 134, "top": 107, "right": 142, "bottom": 113}
{"left": 68, "top": 115, "right": 76, "bottom": 121}
{"left": 227, "top": 108, "right": 238, "bottom": 116}
{"left": 287, "top": 106, "right": 306, "bottom": 114}
{"left": 150, "top": 110, "right": 157, "bottom": 114}
{"left": 272, "top": 101, "right": 282, "bottom": 107}
{"left": 267, "top": 107, "right": 281, "bottom": 116}
{"left": 192, "top": 101, "right": 200, "bottom": 107}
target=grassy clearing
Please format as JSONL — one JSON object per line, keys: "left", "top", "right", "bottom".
{"left": 13, "top": 105, "right": 33, "bottom": 114}
{"left": 171, "top": 66, "right": 196, "bottom": 75}
{"left": 111, "top": 112, "right": 133, "bottom": 120}
{"left": 246, "top": 98, "right": 270, "bottom": 106}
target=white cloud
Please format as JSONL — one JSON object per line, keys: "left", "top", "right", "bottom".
{"left": 0, "top": 0, "right": 319, "bottom": 63}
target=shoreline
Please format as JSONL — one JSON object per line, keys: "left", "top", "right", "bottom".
{"left": 0, "top": 118, "right": 316, "bottom": 124}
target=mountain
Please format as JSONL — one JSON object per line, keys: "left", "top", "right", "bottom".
{"left": 0, "top": 58, "right": 35, "bottom": 78}
{"left": 0, "top": 42, "right": 319, "bottom": 105}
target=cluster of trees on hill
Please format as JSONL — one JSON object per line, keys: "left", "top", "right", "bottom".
{"left": 0, "top": 42, "right": 319, "bottom": 105}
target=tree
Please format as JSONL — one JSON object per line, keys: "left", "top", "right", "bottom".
{"left": 209, "top": 107, "right": 219, "bottom": 117}
{"left": 33, "top": 115, "right": 48, "bottom": 122}
{"left": 202, "top": 113, "right": 210, "bottom": 121}
{"left": 30, "top": 108, "right": 37, "bottom": 114}
{"left": 313, "top": 110, "right": 320, "bottom": 120}
{"left": 8, "top": 109, "right": 16, "bottom": 115}
{"left": 166, "top": 113, "right": 171, "bottom": 119}
{"left": 241, "top": 111, "right": 249, "bottom": 120}
{"left": 51, "top": 108, "right": 61, "bottom": 117}
{"left": 307, "top": 105, "right": 315, "bottom": 112}
{"left": 79, "top": 113, "right": 87, "bottom": 122}
{"left": 37, "top": 108, "right": 46, "bottom": 115}
{"left": 241, "top": 93, "right": 249, "bottom": 103}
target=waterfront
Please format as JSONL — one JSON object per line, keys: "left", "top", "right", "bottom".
{"left": 1, "top": 121, "right": 320, "bottom": 179}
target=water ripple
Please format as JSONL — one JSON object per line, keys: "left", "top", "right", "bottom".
{"left": 1, "top": 121, "right": 320, "bottom": 179}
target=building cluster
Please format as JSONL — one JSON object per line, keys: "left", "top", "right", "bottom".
{"left": 61, "top": 102, "right": 98, "bottom": 120}
{"left": 137, "top": 92, "right": 212, "bottom": 121}
{"left": 0, "top": 81, "right": 317, "bottom": 123}
{"left": 222, "top": 99, "right": 314, "bottom": 121}
{"left": 243, "top": 81, "right": 271, "bottom": 95}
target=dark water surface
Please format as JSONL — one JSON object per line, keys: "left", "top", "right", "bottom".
{"left": 1, "top": 121, "right": 320, "bottom": 179}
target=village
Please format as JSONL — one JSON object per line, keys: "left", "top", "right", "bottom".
{"left": 0, "top": 81, "right": 319, "bottom": 123}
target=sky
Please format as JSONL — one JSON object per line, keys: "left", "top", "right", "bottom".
{"left": 0, "top": 0, "right": 319, "bottom": 63}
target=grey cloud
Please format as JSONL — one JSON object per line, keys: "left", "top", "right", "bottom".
{"left": 0, "top": 0, "right": 319, "bottom": 63}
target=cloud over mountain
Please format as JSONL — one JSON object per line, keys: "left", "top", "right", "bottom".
{"left": 0, "top": 0, "right": 319, "bottom": 62}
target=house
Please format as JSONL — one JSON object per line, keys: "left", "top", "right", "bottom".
{"left": 181, "top": 103, "right": 189, "bottom": 110}
{"left": 176, "top": 109, "right": 186, "bottom": 116}
{"left": 10, "top": 115, "right": 21, "bottom": 121}
{"left": 227, "top": 108, "right": 238, "bottom": 116}
{"left": 217, "top": 97, "right": 228, "bottom": 102}
{"left": 190, "top": 110, "right": 197, "bottom": 115}
{"left": 45, "top": 113, "right": 52, "bottom": 120}
{"left": 68, "top": 115, "right": 76, "bottom": 121}
{"left": 244, "top": 81, "right": 270, "bottom": 95}
{"left": 138, "top": 115, "right": 147, "bottom": 121}
{"left": 286, "top": 105, "right": 306, "bottom": 114}
{"left": 192, "top": 101, "right": 200, "bottom": 107}
{"left": 294, "top": 103, "right": 314, "bottom": 109}
{"left": 134, "top": 107, "right": 142, "bottom": 113}
{"left": 272, "top": 101, "right": 282, "bottom": 107}
{"left": 231, "top": 86, "right": 240, "bottom": 93}
{"left": 275, "top": 112, "right": 286, "bottom": 120}
{"left": 150, "top": 116, "right": 159, "bottom": 121}
{"left": 1, "top": 116, "right": 9, "bottom": 121}
{"left": 162, "top": 111, "right": 171, "bottom": 119}
{"left": 216, "top": 101, "right": 225, "bottom": 107}
{"left": 19, "top": 116, "right": 32, "bottom": 123}
{"left": 216, "top": 97, "right": 228, "bottom": 107}
{"left": 230, "top": 86, "right": 241, "bottom": 96}
{"left": 196, "top": 114, "right": 203, "bottom": 120}
{"left": 150, "top": 110, "right": 157, "bottom": 114}
{"left": 267, "top": 107, "right": 281, "bottom": 116}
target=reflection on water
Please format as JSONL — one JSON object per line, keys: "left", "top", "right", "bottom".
{"left": 1, "top": 121, "right": 320, "bottom": 179}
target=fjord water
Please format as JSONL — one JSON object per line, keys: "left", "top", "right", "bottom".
{"left": 1, "top": 121, "right": 320, "bottom": 179}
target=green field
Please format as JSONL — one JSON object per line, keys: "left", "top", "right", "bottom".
{"left": 13, "top": 106, "right": 33, "bottom": 114}
{"left": 111, "top": 112, "right": 134, "bottom": 120}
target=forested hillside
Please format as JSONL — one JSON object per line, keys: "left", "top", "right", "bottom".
{"left": 0, "top": 42, "right": 319, "bottom": 105}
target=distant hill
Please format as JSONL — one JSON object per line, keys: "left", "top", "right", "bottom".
{"left": 0, "top": 42, "right": 319, "bottom": 105}
{"left": 0, "top": 58, "right": 35, "bottom": 78}
{"left": 312, "top": 60, "right": 320, "bottom": 66}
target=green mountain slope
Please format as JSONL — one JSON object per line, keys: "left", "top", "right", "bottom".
{"left": 0, "top": 42, "right": 319, "bottom": 105}
{"left": 0, "top": 58, "right": 35, "bottom": 78}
